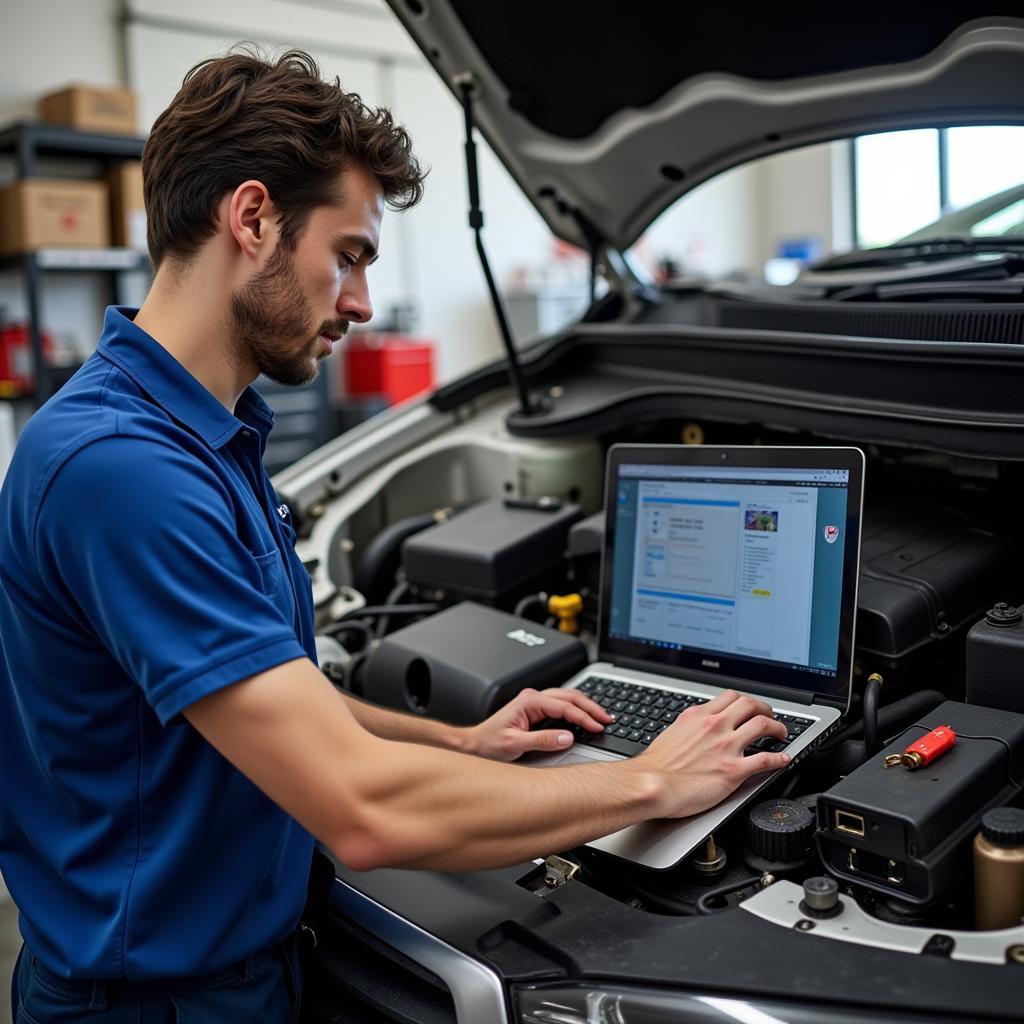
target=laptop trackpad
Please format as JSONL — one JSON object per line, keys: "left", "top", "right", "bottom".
{"left": 549, "top": 750, "right": 618, "bottom": 766}
{"left": 552, "top": 752, "right": 595, "bottom": 766}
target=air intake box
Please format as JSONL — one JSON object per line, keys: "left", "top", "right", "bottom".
{"left": 402, "top": 498, "right": 583, "bottom": 608}
{"left": 361, "top": 602, "right": 588, "bottom": 724}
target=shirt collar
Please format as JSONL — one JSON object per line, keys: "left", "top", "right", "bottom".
{"left": 96, "top": 307, "right": 274, "bottom": 449}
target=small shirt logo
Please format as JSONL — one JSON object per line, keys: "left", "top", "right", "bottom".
{"left": 823, "top": 524, "right": 840, "bottom": 544}
{"left": 276, "top": 504, "right": 290, "bottom": 522}
{"left": 507, "top": 628, "right": 546, "bottom": 648}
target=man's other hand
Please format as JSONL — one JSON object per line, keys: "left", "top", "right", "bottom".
{"left": 467, "top": 687, "right": 614, "bottom": 761}
{"left": 640, "top": 690, "right": 790, "bottom": 819}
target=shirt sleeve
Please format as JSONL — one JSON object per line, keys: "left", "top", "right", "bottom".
{"left": 35, "top": 436, "right": 310, "bottom": 725}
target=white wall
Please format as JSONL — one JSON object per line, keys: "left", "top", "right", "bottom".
{"left": 755, "top": 143, "right": 833, "bottom": 267}
{"left": 636, "top": 146, "right": 844, "bottom": 285}
{"left": 636, "top": 162, "right": 762, "bottom": 280}
{"left": 0, "top": 0, "right": 123, "bottom": 126}
{"left": 754, "top": 140, "right": 854, "bottom": 267}
{"left": 636, "top": 141, "right": 853, "bottom": 282}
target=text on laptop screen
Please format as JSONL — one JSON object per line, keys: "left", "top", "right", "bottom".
{"left": 607, "top": 464, "right": 850, "bottom": 683}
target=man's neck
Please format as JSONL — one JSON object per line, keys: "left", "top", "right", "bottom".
{"left": 134, "top": 259, "right": 255, "bottom": 413}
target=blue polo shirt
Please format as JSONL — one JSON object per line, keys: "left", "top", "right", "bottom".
{"left": 0, "top": 307, "right": 318, "bottom": 980}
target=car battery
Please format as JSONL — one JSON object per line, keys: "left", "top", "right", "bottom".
{"left": 854, "top": 501, "right": 1011, "bottom": 676}
{"left": 817, "top": 701, "right": 1024, "bottom": 904}
{"left": 402, "top": 497, "right": 584, "bottom": 609}
{"left": 361, "top": 601, "right": 588, "bottom": 723}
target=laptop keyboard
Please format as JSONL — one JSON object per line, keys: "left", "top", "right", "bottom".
{"left": 569, "top": 676, "right": 815, "bottom": 760}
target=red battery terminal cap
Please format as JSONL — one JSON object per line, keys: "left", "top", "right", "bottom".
{"left": 883, "top": 725, "right": 957, "bottom": 770}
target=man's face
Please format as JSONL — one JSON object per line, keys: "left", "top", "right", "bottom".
{"left": 230, "top": 164, "right": 384, "bottom": 386}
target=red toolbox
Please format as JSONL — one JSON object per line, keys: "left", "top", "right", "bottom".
{"left": 344, "top": 333, "right": 435, "bottom": 405}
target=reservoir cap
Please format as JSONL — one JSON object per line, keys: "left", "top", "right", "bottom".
{"left": 981, "top": 807, "right": 1024, "bottom": 846}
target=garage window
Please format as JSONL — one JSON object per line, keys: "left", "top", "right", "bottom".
{"left": 854, "top": 126, "right": 1024, "bottom": 247}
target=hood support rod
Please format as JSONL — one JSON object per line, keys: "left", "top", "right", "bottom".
{"left": 456, "top": 74, "right": 537, "bottom": 417}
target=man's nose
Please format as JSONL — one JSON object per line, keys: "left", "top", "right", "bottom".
{"left": 338, "top": 273, "right": 372, "bottom": 324}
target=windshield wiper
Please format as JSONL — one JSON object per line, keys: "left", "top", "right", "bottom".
{"left": 814, "top": 236, "right": 1024, "bottom": 272}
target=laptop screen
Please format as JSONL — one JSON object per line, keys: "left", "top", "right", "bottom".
{"left": 600, "top": 446, "right": 864, "bottom": 704}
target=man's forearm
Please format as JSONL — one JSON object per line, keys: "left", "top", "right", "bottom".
{"left": 343, "top": 736, "right": 663, "bottom": 871}
{"left": 188, "top": 660, "right": 786, "bottom": 875}
{"left": 341, "top": 692, "right": 472, "bottom": 752}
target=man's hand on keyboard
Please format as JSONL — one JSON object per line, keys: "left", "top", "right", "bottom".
{"left": 639, "top": 690, "right": 790, "bottom": 819}
{"left": 466, "top": 687, "right": 614, "bottom": 762}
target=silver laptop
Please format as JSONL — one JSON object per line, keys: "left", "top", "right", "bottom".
{"left": 531, "top": 444, "right": 864, "bottom": 869}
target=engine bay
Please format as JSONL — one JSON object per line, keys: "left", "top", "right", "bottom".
{"left": 282, "top": 399, "right": 1024, "bottom": 962}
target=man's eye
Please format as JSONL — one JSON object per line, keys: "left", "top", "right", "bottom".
{"left": 339, "top": 254, "right": 357, "bottom": 268}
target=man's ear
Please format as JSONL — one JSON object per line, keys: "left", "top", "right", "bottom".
{"left": 227, "top": 180, "right": 277, "bottom": 259}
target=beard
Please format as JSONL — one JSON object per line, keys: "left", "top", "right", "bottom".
{"left": 229, "top": 243, "right": 347, "bottom": 387}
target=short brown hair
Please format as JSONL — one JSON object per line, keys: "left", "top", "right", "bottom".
{"left": 142, "top": 47, "right": 425, "bottom": 270}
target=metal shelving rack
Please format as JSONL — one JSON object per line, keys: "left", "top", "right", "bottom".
{"left": 0, "top": 121, "right": 148, "bottom": 405}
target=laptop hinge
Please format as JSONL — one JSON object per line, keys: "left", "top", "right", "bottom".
{"left": 608, "top": 655, "right": 847, "bottom": 708}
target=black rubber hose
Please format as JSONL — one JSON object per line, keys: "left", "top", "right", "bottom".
{"left": 514, "top": 592, "right": 547, "bottom": 621}
{"left": 828, "top": 740, "right": 873, "bottom": 777}
{"left": 825, "top": 690, "right": 947, "bottom": 775}
{"left": 375, "top": 581, "right": 412, "bottom": 639}
{"left": 354, "top": 512, "right": 441, "bottom": 605}
{"left": 819, "top": 690, "right": 945, "bottom": 751}
{"left": 322, "top": 619, "right": 374, "bottom": 648}
{"left": 695, "top": 875, "right": 763, "bottom": 915}
{"left": 863, "top": 673, "right": 884, "bottom": 758}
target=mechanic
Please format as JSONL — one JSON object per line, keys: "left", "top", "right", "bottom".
{"left": 0, "top": 49, "right": 791, "bottom": 1023}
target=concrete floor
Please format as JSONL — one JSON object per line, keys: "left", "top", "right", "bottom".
{"left": 1, "top": 898, "right": 19, "bottom": 1024}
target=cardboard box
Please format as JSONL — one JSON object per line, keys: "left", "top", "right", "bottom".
{"left": 0, "top": 179, "right": 109, "bottom": 255}
{"left": 106, "top": 161, "right": 147, "bottom": 250}
{"left": 39, "top": 85, "right": 137, "bottom": 136}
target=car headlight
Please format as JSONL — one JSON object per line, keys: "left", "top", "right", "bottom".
{"left": 514, "top": 983, "right": 940, "bottom": 1023}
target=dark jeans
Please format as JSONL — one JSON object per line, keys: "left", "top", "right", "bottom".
{"left": 10, "top": 939, "right": 302, "bottom": 1023}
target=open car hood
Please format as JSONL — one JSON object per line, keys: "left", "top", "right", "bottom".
{"left": 386, "top": 3, "right": 1024, "bottom": 251}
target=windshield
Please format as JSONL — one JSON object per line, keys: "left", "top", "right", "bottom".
{"left": 630, "top": 126, "right": 1024, "bottom": 286}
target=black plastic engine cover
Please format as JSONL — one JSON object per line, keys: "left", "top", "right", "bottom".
{"left": 855, "top": 501, "right": 1010, "bottom": 664}
{"left": 402, "top": 498, "right": 584, "bottom": 608}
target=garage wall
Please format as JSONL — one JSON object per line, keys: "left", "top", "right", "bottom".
{"left": 638, "top": 141, "right": 853, "bottom": 284}
{"left": 0, "top": 0, "right": 848, "bottom": 382}
{"left": 0, "top": 0, "right": 555, "bottom": 382}
{"left": 755, "top": 140, "right": 855, "bottom": 268}
{"left": 0, "top": 0, "right": 124, "bottom": 372}
{"left": 0, "top": 0, "right": 123, "bottom": 126}
{"left": 635, "top": 162, "right": 762, "bottom": 281}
